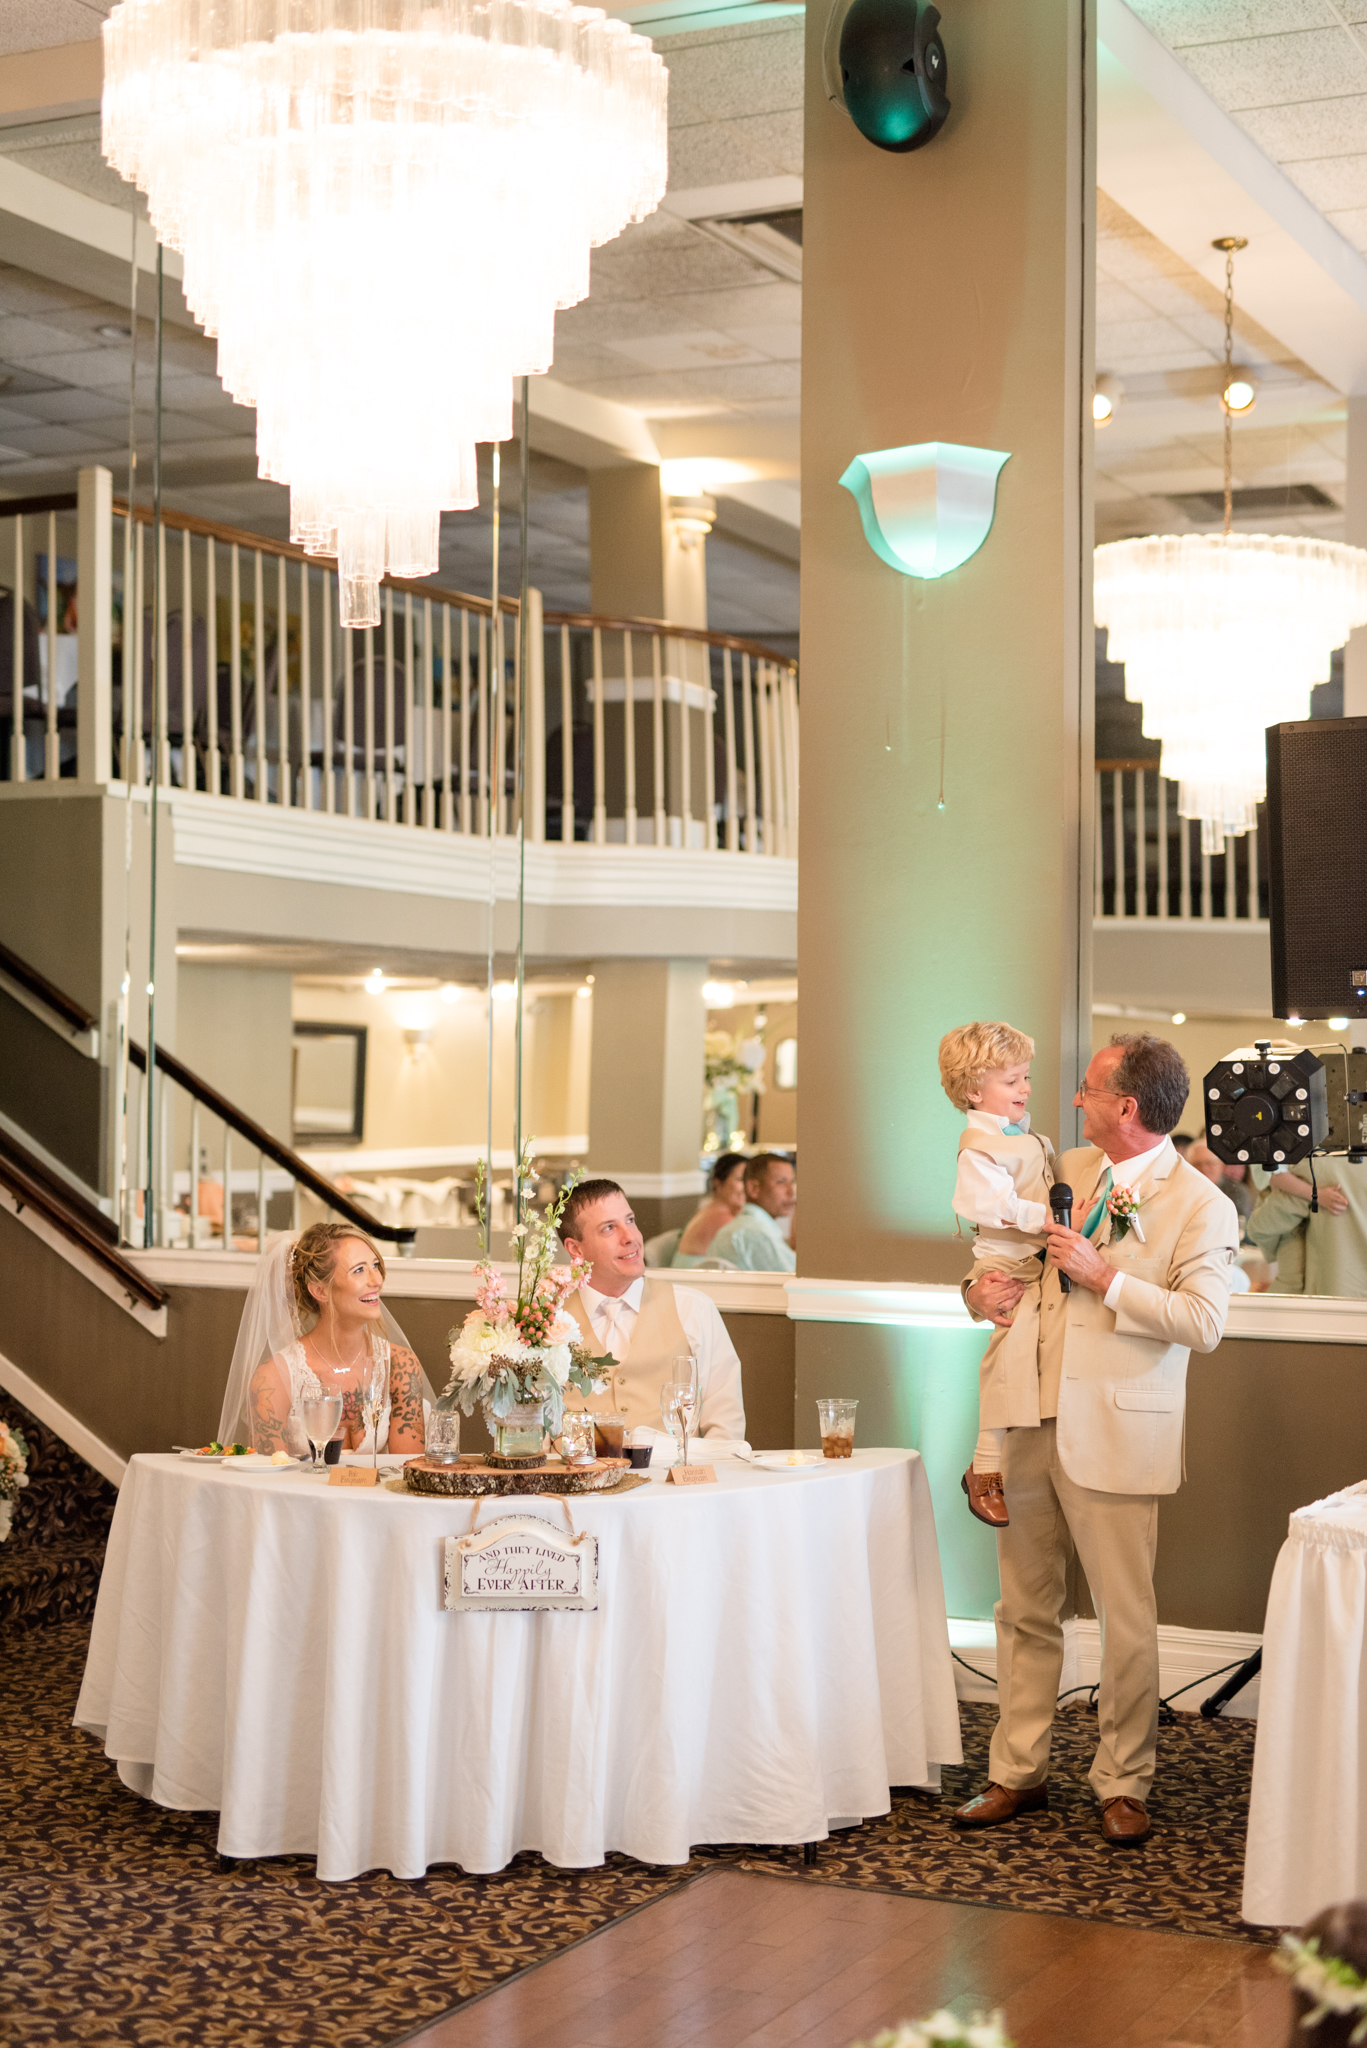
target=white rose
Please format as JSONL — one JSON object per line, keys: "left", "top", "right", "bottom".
{"left": 542, "top": 1343, "right": 572, "bottom": 1387}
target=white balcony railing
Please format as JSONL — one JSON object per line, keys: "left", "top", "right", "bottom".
{"left": 1094, "top": 761, "right": 1267, "bottom": 924}
{"left": 1, "top": 466, "right": 798, "bottom": 862}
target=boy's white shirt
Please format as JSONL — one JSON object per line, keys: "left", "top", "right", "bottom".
{"left": 956, "top": 1110, "right": 1050, "bottom": 1255}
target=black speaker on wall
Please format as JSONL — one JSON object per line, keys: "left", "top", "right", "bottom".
{"left": 1266, "top": 715, "right": 1367, "bottom": 1022}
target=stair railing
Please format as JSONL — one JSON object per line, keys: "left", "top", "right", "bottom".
{"left": 126, "top": 1037, "right": 416, "bottom": 1255}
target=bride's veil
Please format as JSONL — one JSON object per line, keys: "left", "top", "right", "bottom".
{"left": 217, "top": 1234, "right": 433, "bottom": 1450}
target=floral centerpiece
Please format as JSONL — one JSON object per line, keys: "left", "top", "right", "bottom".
{"left": 0, "top": 1418, "right": 30, "bottom": 1543}
{"left": 444, "top": 1150, "right": 611, "bottom": 1464}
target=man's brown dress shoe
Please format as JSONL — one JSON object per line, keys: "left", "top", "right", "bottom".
{"left": 1100, "top": 1797, "right": 1151, "bottom": 1844}
{"left": 951, "top": 1781, "right": 1048, "bottom": 1828}
{"left": 962, "top": 1468, "right": 1009, "bottom": 1528}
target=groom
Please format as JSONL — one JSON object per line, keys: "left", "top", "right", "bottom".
{"left": 559, "top": 1179, "right": 746, "bottom": 1440}
{"left": 952, "top": 1034, "right": 1238, "bottom": 1845}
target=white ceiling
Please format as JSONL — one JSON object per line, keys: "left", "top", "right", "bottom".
{"left": 1127, "top": 0, "right": 1367, "bottom": 256}
{"left": 0, "top": 1, "right": 1361, "bottom": 604}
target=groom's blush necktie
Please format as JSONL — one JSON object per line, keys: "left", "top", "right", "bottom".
{"left": 597, "top": 1298, "right": 627, "bottom": 1360}
{"left": 1082, "top": 1168, "right": 1114, "bottom": 1238}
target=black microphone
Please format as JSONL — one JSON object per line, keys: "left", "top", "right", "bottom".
{"left": 1049, "top": 1183, "right": 1073, "bottom": 1293}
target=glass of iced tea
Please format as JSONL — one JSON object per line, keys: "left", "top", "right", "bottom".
{"left": 816, "top": 1397, "right": 858, "bottom": 1459}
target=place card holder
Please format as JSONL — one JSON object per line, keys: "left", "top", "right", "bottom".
{"left": 667, "top": 1463, "right": 717, "bottom": 1486}
{"left": 328, "top": 1467, "right": 379, "bottom": 1488}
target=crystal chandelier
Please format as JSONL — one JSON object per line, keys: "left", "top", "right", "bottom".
{"left": 102, "top": 0, "right": 668, "bottom": 627}
{"left": 1094, "top": 238, "right": 1367, "bottom": 855}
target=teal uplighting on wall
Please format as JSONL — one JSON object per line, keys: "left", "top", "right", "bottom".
{"left": 793, "top": 1320, "right": 999, "bottom": 1620}
{"left": 839, "top": 440, "right": 1009, "bottom": 579}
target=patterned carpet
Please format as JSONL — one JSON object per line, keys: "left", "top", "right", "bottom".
{"left": 0, "top": 1397, "right": 117, "bottom": 1634}
{"left": 1, "top": 1616, "right": 1271, "bottom": 2048}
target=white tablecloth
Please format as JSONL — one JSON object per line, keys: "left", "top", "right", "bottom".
{"left": 75, "top": 1448, "right": 962, "bottom": 1881}
{"left": 1244, "top": 1478, "right": 1367, "bottom": 1926}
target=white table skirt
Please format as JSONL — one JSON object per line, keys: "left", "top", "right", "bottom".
{"left": 1243, "top": 1478, "right": 1367, "bottom": 1927}
{"left": 75, "top": 1448, "right": 962, "bottom": 1882}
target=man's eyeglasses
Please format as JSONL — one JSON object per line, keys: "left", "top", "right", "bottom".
{"left": 1076, "top": 1079, "right": 1134, "bottom": 1101}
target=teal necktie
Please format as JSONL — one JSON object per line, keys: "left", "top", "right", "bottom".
{"left": 1002, "top": 1122, "right": 1024, "bottom": 1137}
{"left": 1082, "top": 1168, "right": 1113, "bottom": 1238}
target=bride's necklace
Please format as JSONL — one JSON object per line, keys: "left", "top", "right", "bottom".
{"left": 311, "top": 1327, "right": 369, "bottom": 1378}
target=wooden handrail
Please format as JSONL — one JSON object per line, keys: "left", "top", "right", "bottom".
{"left": 0, "top": 492, "right": 78, "bottom": 519}
{"left": 112, "top": 497, "right": 516, "bottom": 618}
{"left": 0, "top": 1128, "right": 167, "bottom": 1311}
{"left": 108, "top": 496, "right": 800, "bottom": 663}
{"left": 128, "top": 1038, "right": 417, "bottom": 1247}
{"left": 542, "top": 608, "right": 798, "bottom": 667}
{"left": 0, "top": 938, "right": 98, "bottom": 1034}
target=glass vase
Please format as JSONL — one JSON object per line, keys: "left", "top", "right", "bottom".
{"left": 487, "top": 1396, "right": 549, "bottom": 1467}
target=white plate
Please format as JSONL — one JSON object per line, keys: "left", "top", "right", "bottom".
{"left": 219, "top": 1455, "right": 301, "bottom": 1472}
{"left": 178, "top": 1448, "right": 227, "bottom": 1461}
{"left": 747, "top": 1450, "right": 822, "bottom": 1471}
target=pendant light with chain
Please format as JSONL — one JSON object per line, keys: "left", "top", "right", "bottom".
{"left": 1094, "top": 239, "right": 1367, "bottom": 855}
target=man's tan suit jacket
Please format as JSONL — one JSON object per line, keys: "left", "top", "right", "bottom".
{"left": 970, "top": 1139, "right": 1238, "bottom": 1497}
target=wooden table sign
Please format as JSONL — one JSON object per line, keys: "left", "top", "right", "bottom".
{"left": 668, "top": 1463, "right": 717, "bottom": 1486}
{"left": 328, "top": 1466, "right": 380, "bottom": 1488}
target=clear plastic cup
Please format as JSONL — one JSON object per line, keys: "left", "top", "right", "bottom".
{"left": 816, "top": 1397, "right": 858, "bottom": 1459}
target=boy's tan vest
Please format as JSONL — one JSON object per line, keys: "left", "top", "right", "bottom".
{"left": 957, "top": 1124, "right": 1055, "bottom": 1245}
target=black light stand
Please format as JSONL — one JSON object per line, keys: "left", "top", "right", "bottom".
{"left": 1198, "top": 1646, "right": 1261, "bottom": 1719}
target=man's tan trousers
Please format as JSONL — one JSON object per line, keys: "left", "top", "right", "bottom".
{"left": 989, "top": 1418, "right": 1160, "bottom": 1804}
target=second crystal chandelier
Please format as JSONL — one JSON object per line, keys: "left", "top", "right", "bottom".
{"left": 102, "top": 0, "right": 668, "bottom": 626}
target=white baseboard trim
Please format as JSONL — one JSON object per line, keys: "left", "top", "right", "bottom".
{"left": 948, "top": 1616, "right": 1262, "bottom": 1718}
{"left": 0, "top": 1347, "right": 126, "bottom": 1488}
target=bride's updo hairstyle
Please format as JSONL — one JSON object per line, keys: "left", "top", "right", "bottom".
{"left": 289, "top": 1222, "right": 385, "bottom": 1323}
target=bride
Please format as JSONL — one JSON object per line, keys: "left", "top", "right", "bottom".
{"left": 218, "top": 1221, "right": 434, "bottom": 1456}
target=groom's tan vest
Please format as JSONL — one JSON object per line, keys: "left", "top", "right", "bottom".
{"left": 566, "top": 1282, "right": 690, "bottom": 1430}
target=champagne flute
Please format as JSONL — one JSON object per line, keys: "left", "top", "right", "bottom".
{"left": 300, "top": 1393, "right": 343, "bottom": 1471}
{"left": 358, "top": 1350, "right": 389, "bottom": 1471}
{"left": 660, "top": 1355, "right": 699, "bottom": 1469}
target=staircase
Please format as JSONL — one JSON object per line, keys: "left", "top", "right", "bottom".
{"left": 0, "top": 1390, "right": 116, "bottom": 1634}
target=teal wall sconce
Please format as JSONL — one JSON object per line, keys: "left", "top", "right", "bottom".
{"left": 839, "top": 441, "right": 1010, "bottom": 578}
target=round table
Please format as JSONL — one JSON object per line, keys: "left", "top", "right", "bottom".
{"left": 1244, "top": 1478, "right": 1367, "bottom": 1926}
{"left": 75, "top": 1448, "right": 962, "bottom": 1882}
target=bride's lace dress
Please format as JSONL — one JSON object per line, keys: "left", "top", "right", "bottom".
{"left": 281, "top": 1336, "right": 392, "bottom": 1453}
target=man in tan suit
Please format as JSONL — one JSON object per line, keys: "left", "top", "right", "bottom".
{"left": 952, "top": 1035, "right": 1238, "bottom": 1845}
{"left": 560, "top": 1179, "right": 746, "bottom": 1439}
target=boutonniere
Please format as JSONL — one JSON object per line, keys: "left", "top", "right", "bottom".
{"left": 1106, "top": 1186, "right": 1146, "bottom": 1242}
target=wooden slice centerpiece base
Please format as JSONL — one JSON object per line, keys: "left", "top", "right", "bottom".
{"left": 403, "top": 1454, "right": 631, "bottom": 1497}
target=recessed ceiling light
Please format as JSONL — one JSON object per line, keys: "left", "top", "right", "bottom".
{"left": 1171, "top": 1012, "right": 1186, "bottom": 1025}
{"left": 97, "top": 323, "right": 133, "bottom": 341}
{"left": 364, "top": 968, "right": 385, "bottom": 994}
{"left": 1329, "top": 1016, "right": 1350, "bottom": 1030}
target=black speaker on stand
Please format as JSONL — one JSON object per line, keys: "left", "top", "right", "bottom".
{"left": 1266, "top": 716, "right": 1367, "bottom": 1023}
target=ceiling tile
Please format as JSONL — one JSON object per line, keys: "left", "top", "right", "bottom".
{"left": 606, "top": 328, "right": 770, "bottom": 370}
{"left": 1176, "top": 27, "right": 1367, "bottom": 110}
{"left": 1326, "top": 204, "right": 1367, "bottom": 249}
{"left": 0, "top": 314, "right": 99, "bottom": 361}
{"left": 1236, "top": 91, "right": 1367, "bottom": 156}
{"left": 1282, "top": 151, "right": 1367, "bottom": 208}
{"left": 1126, "top": 0, "right": 1336, "bottom": 46}
{"left": 726, "top": 322, "right": 802, "bottom": 360}
{"left": 0, "top": 1, "right": 110, "bottom": 57}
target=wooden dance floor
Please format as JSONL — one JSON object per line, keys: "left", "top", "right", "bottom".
{"left": 405, "top": 1867, "right": 1287, "bottom": 2048}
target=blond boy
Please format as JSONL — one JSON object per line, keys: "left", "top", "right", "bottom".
{"left": 938, "top": 1021, "right": 1055, "bottom": 1528}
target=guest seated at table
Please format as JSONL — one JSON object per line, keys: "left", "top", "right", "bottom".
{"left": 560, "top": 1180, "right": 746, "bottom": 1437}
{"left": 707, "top": 1154, "right": 797, "bottom": 1272}
{"left": 671, "top": 1152, "right": 749, "bottom": 1266}
{"left": 217, "top": 1223, "right": 434, "bottom": 1456}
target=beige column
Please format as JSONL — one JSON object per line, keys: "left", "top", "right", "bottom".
{"left": 797, "top": 0, "right": 1095, "bottom": 1283}
{"left": 587, "top": 468, "right": 714, "bottom": 842}
{"left": 1345, "top": 396, "right": 1367, "bottom": 718}
{"left": 585, "top": 957, "right": 708, "bottom": 1239}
